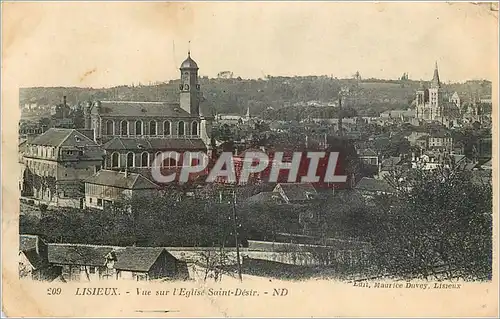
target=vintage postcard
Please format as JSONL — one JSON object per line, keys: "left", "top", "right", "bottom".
{"left": 2, "top": 1, "right": 498, "bottom": 317}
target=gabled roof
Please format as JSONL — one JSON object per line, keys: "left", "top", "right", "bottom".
{"left": 358, "top": 148, "right": 377, "bottom": 157}
{"left": 20, "top": 234, "right": 42, "bottom": 252}
{"left": 274, "top": 183, "right": 317, "bottom": 201}
{"left": 355, "top": 177, "right": 394, "bottom": 193}
{"left": 246, "top": 191, "right": 283, "bottom": 204}
{"left": 97, "top": 101, "right": 193, "bottom": 118}
{"left": 113, "top": 247, "right": 169, "bottom": 272}
{"left": 48, "top": 244, "right": 116, "bottom": 266}
{"left": 84, "top": 170, "right": 159, "bottom": 190}
{"left": 380, "top": 157, "right": 402, "bottom": 170}
{"left": 102, "top": 137, "right": 207, "bottom": 151}
{"left": 481, "top": 159, "right": 492, "bottom": 168}
{"left": 30, "top": 128, "right": 97, "bottom": 147}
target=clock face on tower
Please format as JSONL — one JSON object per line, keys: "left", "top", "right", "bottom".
{"left": 184, "top": 84, "right": 190, "bottom": 91}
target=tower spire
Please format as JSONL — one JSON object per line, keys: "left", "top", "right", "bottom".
{"left": 188, "top": 41, "right": 191, "bottom": 57}
{"left": 431, "top": 61, "right": 441, "bottom": 88}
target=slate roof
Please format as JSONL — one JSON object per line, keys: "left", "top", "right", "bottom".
{"left": 30, "top": 128, "right": 97, "bottom": 147}
{"left": 97, "top": 101, "right": 194, "bottom": 118}
{"left": 48, "top": 244, "right": 117, "bottom": 266}
{"left": 275, "top": 183, "right": 317, "bottom": 201}
{"left": 102, "top": 137, "right": 207, "bottom": 151}
{"left": 355, "top": 177, "right": 394, "bottom": 193}
{"left": 84, "top": 170, "right": 159, "bottom": 190}
{"left": 113, "top": 247, "right": 168, "bottom": 272}
{"left": 20, "top": 235, "right": 49, "bottom": 269}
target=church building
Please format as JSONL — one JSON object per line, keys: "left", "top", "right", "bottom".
{"left": 415, "top": 62, "right": 460, "bottom": 126}
{"left": 82, "top": 52, "right": 213, "bottom": 178}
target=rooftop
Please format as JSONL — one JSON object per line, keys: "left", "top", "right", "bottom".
{"left": 84, "top": 169, "right": 159, "bottom": 190}
{"left": 355, "top": 177, "right": 394, "bottom": 193}
{"left": 102, "top": 137, "right": 207, "bottom": 151}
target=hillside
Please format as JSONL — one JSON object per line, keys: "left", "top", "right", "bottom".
{"left": 20, "top": 77, "right": 492, "bottom": 119}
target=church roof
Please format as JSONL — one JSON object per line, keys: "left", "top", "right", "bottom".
{"left": 102, "top": 137, "right": 207, "bottom": 151}
{"left": 180, "top": 52, "right": 198, "bottom": 69}
{"left": 96, "top": 101, "right": 194, "bottom": 118}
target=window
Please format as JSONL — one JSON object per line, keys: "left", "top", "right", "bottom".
{"left": 89, "top": 198, "right": 93, "bottom": 203}
{"left": 140, "top": 152, "right": 149, "bottom": 167}
{"left": 120, "top": 121, "right": 128, "bottom": 136}
{"left": 89, "top": 267, "right": 96, "bottom": 274}
{"left": 164, "top": 152, "right": 178, "bottom": 167}
{"left": 111, "top": 152, "right": 120, "bottom": 168}
{"left": 135, "top": 120, "right": 143, "bottom": 135}
{"left": 97, "top": 199, "right": 103, "bottom": 206}
{"left": 191, "top": 121, "right": 198, "bottom": 136}
{"left": 178, "top": 121, "right": 185, "bottom": 136}
{"left": 163, "top": 121, "right": 171, "bottom": 135}
{"left": 105, "top": 120, "right": 114, "bottom": 135}
{"left": 126, "top": 152, "right": 134, "bottom": 168}
{"left": 154, "top": 152, "right": 162, "bottom": 167}
{"left": 149, "top": 120, "right": 157, "bottom": 135}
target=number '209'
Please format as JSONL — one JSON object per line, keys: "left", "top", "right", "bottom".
{"left": 47, "top": 288, "right": 61, "bottom": 295}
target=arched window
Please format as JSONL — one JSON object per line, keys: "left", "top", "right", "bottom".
{"left": 140, "top": 152, "right": 149, "bottom": 167}
{"left": 191, "top": 121, "right": 199, "bottom": 136}
{"left": 106, "top": 120, "right": 114, "bottom": 135}
{"left": 165, "top": 152, "right": 178, "bottom": 167}
{"left": 163, "top": 121, "right": 171, "bottom": 136}
{"left": 154, "top": 152, "right": 162, "bottom": 167}
{"left": 149, "top": 120, "right": 157, "bottom": 136}
{"left": 126, "top": 152, "right": 135, "bottom": 168}
{"left": 111, "top": 152, "right": 120, "bottom": 168}
{"left": 120, "top": 120, "right": 128, "bottom": 136}
{"left": 178, "top": 121, "right": 185, "bottom": 136}
{"left": 135, "top": 120, "right": 143, "bottom": 135}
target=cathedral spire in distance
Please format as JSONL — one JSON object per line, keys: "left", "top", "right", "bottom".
{"left": 431, "top": 61, "right": 441, "bottom": 88}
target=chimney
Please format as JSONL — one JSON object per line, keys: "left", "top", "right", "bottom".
{"left": 124, "top": 167, "right": 129, "bottom": 178}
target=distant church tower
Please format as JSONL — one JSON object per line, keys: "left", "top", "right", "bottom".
{"left": 179, "top": 51, "right": 200, "bottom": 115}
{"left": 415, "top": 62, "right": 444, "bottom": 122}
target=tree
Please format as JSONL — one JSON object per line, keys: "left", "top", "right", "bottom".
{"left": 368, "top": 167, "right": 492, "bottom": 280}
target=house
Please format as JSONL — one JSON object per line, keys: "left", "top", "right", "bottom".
{"left": 377, "top": 156, "right": 403, "bottom": 179}
{"left": 246, "top": 191, "right": 285, "bottom": 205}
{"left": 48, "top": 244, "right": 116, "bottom": 281}
{"left": 47, "top": 244, "right": 187, "bottom": 282}
{"left": 84, "top": 169, "right": 159, "bottom": 210}
{"left": 19, "top": 235, "right": 61, "bottom": 281}
{"left": 355, "top": 177, "right": 394, "bottom": 200}
{"left": 273, "top": 183, "right": 318, "bottom": 204}
{"left": 111, "top": 247, "right": 187, "bottom": 281}
{"left": 21, "top": 128, "right": 105, "bottom": 208}
{"left": 357, "top": 148, "right": 379, "bottom": 166}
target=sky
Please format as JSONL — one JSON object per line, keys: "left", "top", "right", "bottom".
{"left": 2, "top": 2, "right": 498, "bottom": 88}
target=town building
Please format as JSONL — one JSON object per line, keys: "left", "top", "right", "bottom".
{"left": 21, "top": 128, "right": 105, "bottom": 208}
{"left": 19, "top": 235, "right": 60, "bottom": 281}
{"left": 84, "top": 169, "right": 159, "bottom": 210}
{"left": 47, "top": 244, "right": 187, "bottom": 281}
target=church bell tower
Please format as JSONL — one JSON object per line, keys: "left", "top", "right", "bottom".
{"left": 179, "top": 51, "right": 200, "bottom": 115}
